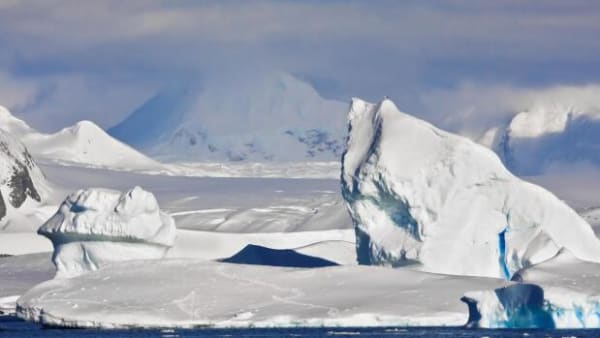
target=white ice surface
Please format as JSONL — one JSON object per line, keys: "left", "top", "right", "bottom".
{"left": 17, "top": 259, "right": 506, "bottom": 329}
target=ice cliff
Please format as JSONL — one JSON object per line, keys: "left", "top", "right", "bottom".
{"left": 38, "top": 186, "right": 176, "bottom": 277}
{"left": 341, "top": 98, "right": 600, "bottom": 279}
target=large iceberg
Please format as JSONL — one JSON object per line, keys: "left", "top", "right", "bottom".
{"left": 38, "top": 186, "right": 176, "bottom": 277}
{"left": 341, "top": 98, "right": 600, "bottom": 279}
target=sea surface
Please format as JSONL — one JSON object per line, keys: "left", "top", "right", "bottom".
{"left": 2, "top": 316, "right": 600, "bottom": 338}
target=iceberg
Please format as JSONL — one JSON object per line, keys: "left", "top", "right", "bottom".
{"left": 341, "top": 98, "right": 600, "bottom": 279}
{"left": 16, "top": 259, "right": 506, "bottom": 329}
{"left": 38, "top": 186, "right": 176, "bottom": 277}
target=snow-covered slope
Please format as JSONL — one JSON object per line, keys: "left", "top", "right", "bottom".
{"left": 0, "top": 129, "right": 50, "bottom": 231}
{"left": 341, "top": 98, "right": 600, "bottom": 279}
{"left": 38, "top": 187, "right": 176, "bottom": 278}
{"left": 480, "top": 105, "right": 600, "bottom": 175}
{"left": 0, "top": 105, "right": 163, "bottom": 171}
{"left": 109, "top": 72, "right": 347, "bottom": 162}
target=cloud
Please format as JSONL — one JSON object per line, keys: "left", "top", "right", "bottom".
{"left": 0, "top": 1, "right": 600, "bottom": 130}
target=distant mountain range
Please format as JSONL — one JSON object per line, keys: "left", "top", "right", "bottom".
{"left": 479, "top": 104, "right": 600, "bottom": 175}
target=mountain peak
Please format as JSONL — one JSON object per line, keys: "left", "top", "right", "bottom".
{"left": 109, "top": 72, "right": 348, "bottom": 162}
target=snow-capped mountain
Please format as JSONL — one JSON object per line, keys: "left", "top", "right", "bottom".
{"left": 0, "top": 128, "right": 48, "bottom": 227}
{"left": 480, "top": 104, "right": 600, "bottom": 175}
{"left": 109, "top": 72, "right": 348, "bottom": 162}
{"left": 0, "top": 106, "right": 162, "bottom": 171}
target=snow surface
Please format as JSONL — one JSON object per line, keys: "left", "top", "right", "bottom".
{"left": 16, "top": 259, "right": 506, "bottom": 329}
{"left": 342, "top": 98, "right": 600, "bottom": 279}
{"left": 38, "top": 186, "right": 176, "bottom": 278}
{"left": 481, "top": 104, "right": 600, "bottom": 175}
{"left": 109, "top": 72, "right": 348, "bottom": 162}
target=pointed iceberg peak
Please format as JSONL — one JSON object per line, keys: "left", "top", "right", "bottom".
{"left": 376, "top": 96, "right": 400, "bottom": 113}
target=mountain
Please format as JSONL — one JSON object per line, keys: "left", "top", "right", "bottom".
{"left": 108, "top": 72, "right": 348, "bottom": 162}
{"left": 0, "top": 128, "right": 48, "bottom": 227}
{"left": 0, "top": 106, "right": 162, "bottom": 171}
{"left": 479, "top": 105, "right": 600, "bottom": 175}
{"left": 342, "top": 98, "right": 600, "bottom": 279}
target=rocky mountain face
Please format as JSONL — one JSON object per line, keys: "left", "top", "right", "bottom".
{"left": 0, "top": 130, "right": 45, "bottom": 222}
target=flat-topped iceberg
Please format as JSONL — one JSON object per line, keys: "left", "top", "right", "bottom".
{"left": 341, "top": 98, "right": 600, "bottom": 279}
{"left": 38, "top": 186, "right": 176, "bottom": 277}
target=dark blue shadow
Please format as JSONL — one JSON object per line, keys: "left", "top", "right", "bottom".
{"left": 220, "top": 244, "right": 338, "bottom": 268}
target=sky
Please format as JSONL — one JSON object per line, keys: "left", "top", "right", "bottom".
{"left": 1, "top": 0, "right": 600, "bottom": 135}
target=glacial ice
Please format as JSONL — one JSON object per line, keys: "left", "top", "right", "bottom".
{"left": 38, "top": 186, "right": 176, "bottom": 277}
{"left": 341, "top": 98, "right": 600, "bottom": 279}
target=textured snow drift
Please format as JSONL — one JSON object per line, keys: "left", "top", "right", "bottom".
{"left": 342, "top": 98, "right": 600, "bottom": 279}
{"left": 38, "top": 186, "right": 176, "bottom": 277}
{"left": 16, "top": 259, "right": 506, "bottom": 329}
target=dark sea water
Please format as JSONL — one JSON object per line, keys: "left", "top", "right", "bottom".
{"left": 2, "top": 316, "right": 600, "bottom": 338}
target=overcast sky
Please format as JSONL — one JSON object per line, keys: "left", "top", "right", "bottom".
{"left": 1, "top": 0, "right": 600, "bottom": 134}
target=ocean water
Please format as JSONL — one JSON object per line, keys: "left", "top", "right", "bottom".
{"left": 2, "top": 316, "right": 600, "bottom": 338}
